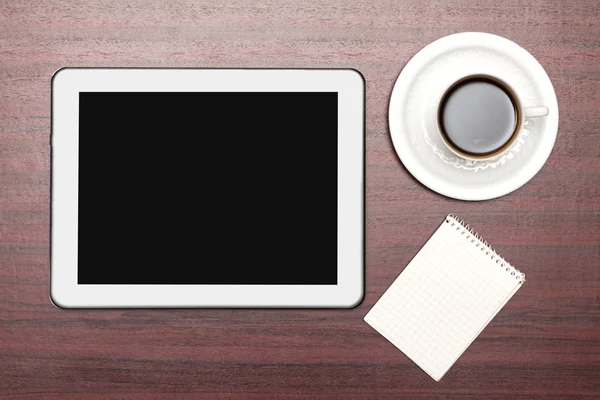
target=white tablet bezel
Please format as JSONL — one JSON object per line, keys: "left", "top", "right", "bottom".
{"left": 51, "top": 68, "right": 364, "bottom": 308}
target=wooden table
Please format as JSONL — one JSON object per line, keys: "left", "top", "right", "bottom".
{"left": 1, "top": 0, "right": 599, "bottom": 398}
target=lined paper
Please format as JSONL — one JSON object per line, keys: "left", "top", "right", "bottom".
{"left": 364, "top": 215, "right": 523, "bottom": 381}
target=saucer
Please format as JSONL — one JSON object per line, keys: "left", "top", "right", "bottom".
{"left": 389, "top": 32, "right": 559, "bottom": 201}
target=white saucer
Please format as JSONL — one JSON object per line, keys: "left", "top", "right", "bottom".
{"left": 389, "top": 32, "right": 559, "bottom": 201}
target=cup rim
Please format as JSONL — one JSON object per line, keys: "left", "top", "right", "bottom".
{"left": 437, "top": 74, "right": 523, "bottom": 161}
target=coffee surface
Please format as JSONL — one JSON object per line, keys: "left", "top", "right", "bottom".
{"left": 440, "top": 79, "right": 517, "bottom": 156}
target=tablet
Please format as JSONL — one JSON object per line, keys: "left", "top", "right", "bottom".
{"left": 51, "top": 68, "right": 364, "bottom": 308}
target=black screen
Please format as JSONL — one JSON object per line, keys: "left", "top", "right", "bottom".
{"left": 78, "top": 92, "right": 337, "bottom": 284}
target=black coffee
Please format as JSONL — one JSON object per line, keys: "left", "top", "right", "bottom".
{"left": 439, "top": 77, "right": 519, "bottom": 157}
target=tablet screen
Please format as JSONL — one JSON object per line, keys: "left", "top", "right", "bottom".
{"left": 77, "top": 92, "right": 338, "bottom": 285}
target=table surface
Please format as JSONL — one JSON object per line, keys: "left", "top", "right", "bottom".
{"left": 1, "top": 0, "right": 600, "bottom": 398}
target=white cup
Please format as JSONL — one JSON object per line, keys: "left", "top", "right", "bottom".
{"left": 437, "top": 74, "right": 549, "bottom": 161}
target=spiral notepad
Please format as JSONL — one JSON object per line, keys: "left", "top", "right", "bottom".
{"left": 364, "top": 214, "right": 525, "bottom": 381}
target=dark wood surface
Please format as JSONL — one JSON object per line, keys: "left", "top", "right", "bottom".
{"left": 1, "top": 0, "right": 600, "bottom": 398}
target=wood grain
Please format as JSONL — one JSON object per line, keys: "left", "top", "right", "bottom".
{"left": 1, "top": 0, "right": 600, "bottom": 398}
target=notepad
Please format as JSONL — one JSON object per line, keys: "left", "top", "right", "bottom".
{"left": 364, "top": 214, "right": 525, "bottom": 381}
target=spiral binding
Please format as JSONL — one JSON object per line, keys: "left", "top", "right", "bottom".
{"left": 446, "top": 214, "right": 525, "bottom": 283}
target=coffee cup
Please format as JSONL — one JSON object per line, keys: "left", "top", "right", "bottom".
{"left": 437, "top": 75, "right": 549, "bottom": 160}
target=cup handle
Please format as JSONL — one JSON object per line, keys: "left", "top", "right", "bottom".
{"left": 524, "top": 106, "right": 549, "bottom": 118}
